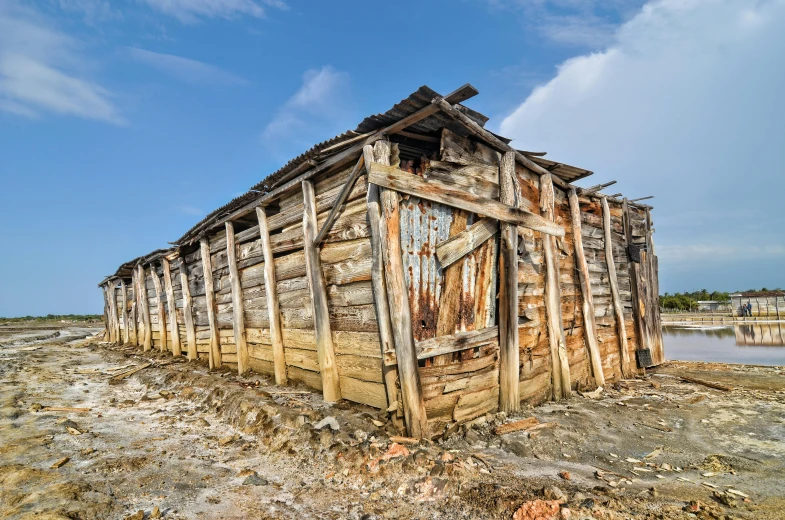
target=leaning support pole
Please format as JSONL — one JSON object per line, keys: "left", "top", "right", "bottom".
{"left": 162, "top": 258, "right": 181, "bottom": 357}
{"left": 622, "top": 198, "right": 650, "bottom": 364}
{"left": 568, "top": 189, "right": 605, "bottom": 386}
{"left": 602, "top": 197, "right": 632, "bottom": 377}
{"left": 179, "top": 257, "right": 198, "bottom": 361}
{"left": 256, "top": 206, "right": 287, "bottom": 385}
{"left": 226, "top": 221, "right": 250, "bottom": 375}
{"left": 102, "top": 285, "right": 110, "bottom": 342}
{"left": 110, "top": 281, "right": 121, "bottom": 343}
{"left": 498, "top": 151, "right": 520, "bottom": 412}
{"left": 199, "top": 238, "right": 221, "bottom": 369}
{"left": 374, "top": 140, "right": 429, "bottom": 438}
{"left": 120, "top": 280, "right": 130, "bottom": 344}
{"left": 137, "top": 265, "right": 152, "bottom": 352}
{"left": 363, "top": 144, "right": 401, "bottom": 410}
{"left": 302, "top": 180, "right": 342, "bottom": 402}
{"left": 151, "top": 267, "right": 167, "bottom": 353}
{"left": 541, "top": 173, "right": 571, "bottom": 399}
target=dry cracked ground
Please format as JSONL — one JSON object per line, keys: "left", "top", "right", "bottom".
{"left": 1, "top": 321, "right": 784, "bottom": 520}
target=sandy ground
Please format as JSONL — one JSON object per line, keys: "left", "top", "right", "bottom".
{"left": 1, "top": 322, "right": 784, "bottom": 520}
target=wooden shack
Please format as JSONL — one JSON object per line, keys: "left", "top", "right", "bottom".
{"left": 99, "top": 84, "right": 664, "bottom": 438}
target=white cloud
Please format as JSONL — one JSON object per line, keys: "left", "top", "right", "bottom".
{"left": 126, "top": 47, "right": 247, "bottom": 86}
{"left": 141, "top": 0, "right": 285, "bottom": 23}
{"left": 0, "top": 1, "right": 123, "bottom": 123}
{"left": 261, "top": 66, "right": 353, "bottom": 155}
{"left": 177, "top": 205, "right": 204, "bottom": 216}
{"left": 499, "top": 0, "right": 785, "bottom": 291}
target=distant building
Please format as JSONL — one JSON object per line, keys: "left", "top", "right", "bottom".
{"left": 730, "top": 292, "right": 784, "bottom": 318}
{"left": 696, "top": 300, "right": 729, "bottom": 312}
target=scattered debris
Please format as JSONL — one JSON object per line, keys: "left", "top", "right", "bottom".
{"left": 109, "top": 363, "right": 152, "bottom": 384}
{"left": 494, "top": 417, "right": 539, "bottom": 435}
{"left": 314, "top": 416, "right": 339, "bottom": 431}
{"left": 50, "top": 457, "right": 70, "bottom": 468}
{"left": 559, "top": 471, "right": 571, "bottom": 480}
{"left": 41, "top": 406, "right": 91, "bottom": 413}
{"left": 389, "top": 435, "right": 420, "bottom": 445}
{"left": 512, "top": 499, "right": 561, "bottom": 520}
{"left": 579, "top": 386, "right": 604, "bottom": 399}
{"left": 679, "top": 375, "right": 733, "bottom": 392}
{"left": 242, "top": 472, "right": 268, "bottom": 486}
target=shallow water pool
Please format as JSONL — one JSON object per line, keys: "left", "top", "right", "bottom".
{"left": 663, "top": 322, "right": 785, "bottom": 366}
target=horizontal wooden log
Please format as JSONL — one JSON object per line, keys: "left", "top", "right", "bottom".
{"left": 415, "top": 326, "right": 498, "bottom": 360}
{"left": 368, "top": 163, "right": 564, "bottom": 237}
{"left": 434, "top": 217, "right": 498, "bottom": 268}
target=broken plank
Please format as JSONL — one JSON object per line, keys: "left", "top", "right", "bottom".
{"left": 434, "top": 216, "right": 498, "bottom": 268}
{"left": 415, "top": 326, "right": 498, "bottom": 360}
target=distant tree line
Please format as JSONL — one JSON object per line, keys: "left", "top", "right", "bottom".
{"left": 659, "top": 290, "right": 731, "bottom": 311}
{"left": 0, "top": 314, "right": 103, "bottom": 324}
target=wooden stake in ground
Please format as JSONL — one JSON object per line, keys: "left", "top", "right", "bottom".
{"left": 226, "top": 221, "right": 250, "bottom": 375}
{"left": 162, "top": 258, "right": 181, "bottom": 357}
{"left": 120, "top": 279, "right": 130, "bottom": 344}
{"left": 199, "top": 238, "right": 221, "bottom": 369}
{"left": 137, "top": 265, "right": 152, "bottom": 352}
{"left": 151, "top": 267, "right": 167, "bottom": 353}
{"left": 179, "top": 257, "right": 198, "bottom": 361}
{"left": 602, "top": 197, "right": 632, "bottom": 377}
{"left": 256, "top": 206, "right": 287, "bottom": 385}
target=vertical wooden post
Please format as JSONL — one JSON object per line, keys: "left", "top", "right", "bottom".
{"left": 568, "top": 189, "right": 605, "bottom": 386}
{"left": 776, "top": 295, "right": 781, "bottom": 320}
{"left": 622, "top": 198, "right": 650, "bottom": 360}
{"left": 112, "top": 281, "right": 121, "bottom": 342}
{"left": 102, "top": 285, "right": 110, "bottom": 342}
{"left": 374, "top": 140, "right": 428, "bottom": 438}
{"left": 129, "top": 276, "right": 138, "bottom": 346}
{"left": 151, "top": 267, "right": 167, "bottom": 353}
{"left": 162, "top": 258, "right": 181, "bottom": 357}
{"left": 540, "top": 173, "right": 571, "bottom": 399}
{"left": 363, "top": 144, "right": 402, "bottom": 410}
{"left": 200, "top": 238, "right": 221, "bottom": 369}
{"left": 498, "top": 151, "right": 520, "bottom": 412}
{"left": 133, "top": 268, "right": 144, "bottom": 347}
{"left": 137, "top": 265, "right": 152, "bottom": 351}
{"left": 256, "top": 206, "right": 287, "bottom": 385}
{"left": 106, "top": 282, "right": 117, "bottom": 343}
{"left": 602, "top": 197, "right": 632, "bottom": 377}
{"left": 179, "top": 257, "right": 198, "bottom": 361}
{"left": 120, "top": 280, "right": 130, "bottom": 344}
{"left": 302, "top": 180, "right": 342, "bottom": 401}
{"left": 226, "top": 221, "right": 250, "bottom": 375}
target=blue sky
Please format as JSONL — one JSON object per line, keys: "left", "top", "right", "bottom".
{"left": 0, "top": 0, "right": 783, "bottom": 316}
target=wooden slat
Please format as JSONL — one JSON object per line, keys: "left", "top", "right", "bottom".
{"left": 313, "top": 155, "right": 364, "bottom": 246}
{"left": 602, "top": 197, "right": 631, "bottom": 377}
{"left": 375, "top": 140, "right": 429, "bottom": 438}
{"left": 623, "top": 198, "right": 650, "bottom": 360}
{"left": 416, "top": 326, "right": 498, "bottom": 360}
{"left": 226, "top": 221, "right": 250, "bottom": 375}
{"left": 162, "top": 258, "right": 181, "bottom": 357}
{"left": 106, "top": 283, "right": 117, "bottom": 343}
{"left": 138, "top": 266, "right": 152, "bottom": 351}
{"left": 302, "top": 180, "right": 341, "bottom": 402}
{"left": 363, "top": 144, "right": 398, "bottom": 408}
{"left": 541, "top": 173, "right": 571, "bottom": 399}
{"left": 498, "top": 151, "right": 520, "bottom": 412}
{"left": 568, "top": 189, "right": 605, "bottom": 386}
{"left": 151, "top": 268, "right": 167, "bottom": 353}
{"left": 120, "top": 280, "right": 129, "bottom": 344}
{"left": 435, "top": 216, "right": 497, "bottom": 269}
{"left": 368, "top": 163, "right": 564, "bottom": 237}
{"left": 200, "top": 238, "right": 221, "bottom": 369}
{"left": 179, "top": 257, "right": 198, "bottom": 361}
{"left": 256, "top": 206, "right": 287, "bottom": 385}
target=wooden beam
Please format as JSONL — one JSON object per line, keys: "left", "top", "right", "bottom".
{"left": 568, "top": 189, "right": 605, "bottom": 386}
{"left": 137, "top": 265, "right": 152, "bottom": 352}
{"left": 101, "top": 284, "right": 110, "bottom": 342}
{"left": 362, "top": 144, "right": 398, "bottom": 409}
{"left": 313, "top": 155, "right": 365, "bottom": 246}
{"left": 301, "top": 180, "right": 342, "bottom": 401}
{"left": 225, "top": 221, "right": 250, "bottom": 375}
{"left": 416, "top": 327, "right": 499, "bottom": 360}
{"left": 150, "top": 267, "right": 167, "bottom": 353}
{"left": 498, "top": 151, "right": 520, "bottom": 413}
{"left": 630, "top": 196, "right": 654, "bottom": 202}
{"left": 256, "top": 206, "right": 287, "bottom": 385}
{"left": 128, "top": 275, "right": 138, "bottom": 346}
{"left": 162, "top": 258, "right": 181, "bottom": 357}
{"left": 179, "top": 257, "right": 198, "bottom": 361}
{"left": 541, "top": 174, "right": 571, "bottom": 399}
{"left": 602, "top": 197, "right": 632, "bottom": 377}
{"left": 623, "top": 198, "right": 651, "bottom": 361}
{"left": 199, "top": 238, "right": 221, "bottom": 369}
{"left": 373, "top": 140, "right": 429, "bottom": 438}
{"left": 395, "top": 130, "right": 440, "bottom": 143}
{"left": 368, "top": 163, "right": 564, "bottom": 237}
{"left": 435, "top": 217, "right": 498, "bottom": 269}
{"left": 579, "top": 181, "right": 616, "bottom": 196}
{"left": 105, "top": 283, "right": 117, "bottom": 343}
{"left": 269, "top": 159, "right": 318, "bottom": 190}
{"left": 120, "top": 280, "right": 129, "bottom": 344}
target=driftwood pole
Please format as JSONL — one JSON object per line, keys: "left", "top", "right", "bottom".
{"left": 225, "top": 221, "right": 250, "bottom": 375}
{"left": 199, "top": 238, "right": 221, "bottom": 369}
{"left": 162, "top": 258, "right": 181, "bottom": 357}
{"left": 120, "top": 280, "right": 129, "bottom": 344}
{"left": 622, "top": 198, "right": 650, "bottom": 360}
{"left": 374, "top": 140, "right": 429, "bottom": 438}
{"left": 105, "top": 283, "right": 116, "bottom": 343}
{"left": 302, "top": 180, "right": 342, "bottom": 401}
{"left": 111, "top": 281, "right": 121, "bottom": 342}
{"left": 498, "top": 151, "right": 520, "bottom": 412}
{"left": 129, "top": 274, "right": 138, "bottom": 346}
{"left": 138, "top": 265, "right": 152, "bottom": 351}
{"left": 151, "top": 266, "right": 167, "bottom": 353}
{"left": 568, "top": 189, "right": 605, "bottom": 386}
{"left": 256, "top": 206, "right": 287, "bottom": 385}
{"left": 540, "top": 173, "right": 571, "bottom": 399}
{"left": 602, "top": 197, "right": 632, "bottom": 377}
{"left": 363, "top": 145, "right": 400, "bottom": 409}
{"left": 102, "top": 285, "right": 110, "bottom": 341}
{"left": 179, "top": 257, "right": 198, "bottom": 361}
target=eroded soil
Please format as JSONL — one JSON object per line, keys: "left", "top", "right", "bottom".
{"left": 1, "top": 322, "right": 784, "bottom": 519}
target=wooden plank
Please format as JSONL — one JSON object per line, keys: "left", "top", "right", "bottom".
{"left": 313, "top": 155, "right": 364, "bottom": 246}
{"left": 150, "top": 267, "right": 167, "bottom": 353}
{"left": 368, "top": 163, "right": 564, "bottom": 237}
{"left": 498, "top": 151, "right": 520, "bottom": 412}
{"left": 226, "top": 221, "right": 250, "bottom": 375}
{"left": 105, "top": 283, "right": 117, "bottom": 343}
{"left": 623, "top": 198, "right": 650, "bottom": 360}
{"left": 568, "top": 189, "right": 605, "bottom": 386}
{"left": 435, "top": 216, "right": 497, "bottom": 269}
{"left": 162, "top": 258, "right": 181, "bottom": 357}
{"left": 434, "top": 209, "right": 468, "bottom": 364}
{"left": 541, "top": 174, "right": 571, "bottom": 399}
{"left": 138, "top": 266, "right": 152, "bottom": 351}
{"left": 302, "top": 180, "right": 341, "bottom": 402}
{"left": 256, "top": 206, "right": 287, "bottom": 385}
{"left": 339, "top": 376, "right": 387, "bottom": 409}
{"left": 120, "top": 280, "right": 129, "bottom": 344}
{"left": 374, "top": 140, "right": 429, "bottom": 438}
{"left": 179, "top": 257, "right": 198, "bottom": 361}
{"left": 416, "top": 327, "right": 498, "bottom": 360}
{"left": 602, "top": 197, "right": 632, "bottom": 377}
{"left": 363, "top": 144, "right": 398, "bottom": 408}
{"left": 200, "top": 238, "right": 221, "bottom": 369}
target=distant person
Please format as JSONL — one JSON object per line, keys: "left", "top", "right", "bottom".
{"left": 748, "top": 302, "right": 753, "bottom": 317}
